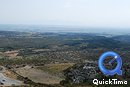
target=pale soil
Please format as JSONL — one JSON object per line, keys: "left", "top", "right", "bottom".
{"left": 16, "top": 65, "right": 63, "bottom": 84}
{"left": 0, "top": 50, "right": 22, "bottom": 58}
{"left": 4, "top": 50, "right": 19, "bottom": 57}
{"left": 3, "top": 70, "right": 17, "bottom": 80}
{"left": 0, "top": 66, "right": 23, "bottom": 86}
{"left": 33, "top": 49, "right": 50, "bottom": 52}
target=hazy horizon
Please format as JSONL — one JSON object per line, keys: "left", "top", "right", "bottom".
{"left": 0, "top": 24, "right": 130, "bottom": 35}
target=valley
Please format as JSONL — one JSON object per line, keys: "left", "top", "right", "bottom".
{"left": 0, "top": 31, "right": 130, "bottom": 87}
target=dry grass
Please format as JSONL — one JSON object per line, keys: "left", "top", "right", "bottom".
{"left": 15, "top": 63, "right": 74, "bottom": 85}
{"left": 16, "top": 65, "right": 63, "bottom": 84}
{"left": 36, "top": 63, "right": 75, "bottom": 75}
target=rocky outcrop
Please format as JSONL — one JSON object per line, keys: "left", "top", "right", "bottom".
{"left": 63, "top": 61, "right": 99, "bottom": 84}
{"left": 62, "top": 61, "right": 130, "bottom": 84}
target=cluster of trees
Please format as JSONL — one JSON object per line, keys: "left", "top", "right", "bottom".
{"left": 0, "top": 32, "right": 130, "bottom": 51}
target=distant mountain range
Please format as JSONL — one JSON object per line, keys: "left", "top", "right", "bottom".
{"left": 113, "top": 35, "right": 130, "bottom": 43}
{"left": 0, "top": 24, "right": 130, "bottom": 35}
{"left": 0, "top": 30, "right": 129, "bottom": 50}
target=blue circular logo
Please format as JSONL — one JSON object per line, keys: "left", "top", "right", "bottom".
{"left": 98, "top": 51, "right": 122, "bottom": 76}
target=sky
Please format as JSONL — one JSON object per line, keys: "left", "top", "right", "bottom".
{"left": 0, "top": 0, "right": 130, "bottom": 29}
